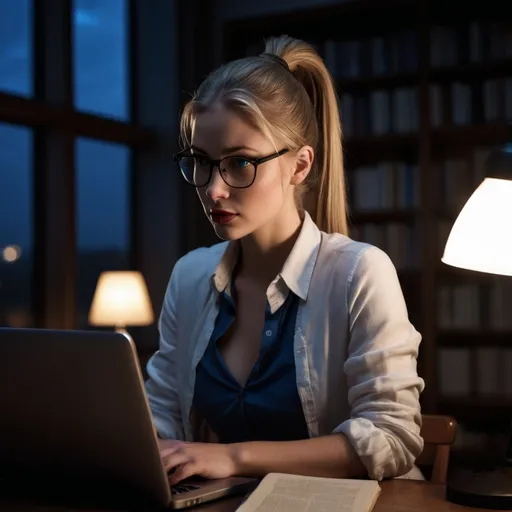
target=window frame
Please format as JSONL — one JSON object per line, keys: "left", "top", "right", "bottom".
{"left": 0, "top": 0, "right": 180, "bottom": 335}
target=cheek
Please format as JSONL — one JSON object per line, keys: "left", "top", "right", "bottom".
{"left": 232, "top": 174, "right": 287, "bottom": 222}
{"left": 252, "top": 164, "right": 288, "bottom": 199}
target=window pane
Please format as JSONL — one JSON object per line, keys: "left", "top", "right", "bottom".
{"left": 0, "top": 0, "right": 33, "bottom": 96}
{"left": 73, "top": 0, "right": 129, "bottom": 120}
{"left": 76, "top": 138, "right": 131, "bottom": 328}
{"left": 0, "top": 123, "right": 33, "bottom": 327}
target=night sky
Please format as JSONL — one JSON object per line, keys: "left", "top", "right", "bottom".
{"left": 0, "top": 0, "right": 130, "bottom": 252}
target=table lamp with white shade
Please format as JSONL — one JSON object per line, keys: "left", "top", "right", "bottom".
{"left": 88, "top": 270, "right": 154, "bottom": 341}
{"left": 441, "top": 134, "right": 512, "bottom": 509}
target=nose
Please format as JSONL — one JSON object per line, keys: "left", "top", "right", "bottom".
{"left": 206, "top": 167, "right": 230, "bottom": 201}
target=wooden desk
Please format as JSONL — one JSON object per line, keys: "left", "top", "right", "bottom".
{"left": 0, "top": 480, "right": 498, "bottom": 511}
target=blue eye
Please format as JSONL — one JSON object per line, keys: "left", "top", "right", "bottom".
{"left": 230, "top": 157, "right": 250, "bottom": 169}
{"left": 236, "top": 159, "right": 250, "bottom": 168}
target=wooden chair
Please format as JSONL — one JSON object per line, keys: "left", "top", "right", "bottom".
{"left": 416, "top": 414, "right": 457, "bottom": 484}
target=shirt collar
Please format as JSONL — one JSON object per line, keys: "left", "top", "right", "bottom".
{"left": 211, "top": 211, "right": 321, "bottom": 301}
{"left": 210, "top": 241, "right": 238, "bottom": 296}
{"left": 279, "top": 211, "right": 321, "bottom": 300}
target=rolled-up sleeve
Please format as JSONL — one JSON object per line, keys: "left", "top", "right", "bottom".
{"left": 145, "top": 258, "right": 185, "bottom": 441}
{"left": 333, "top": 245, "right": 425, "bottom": 480}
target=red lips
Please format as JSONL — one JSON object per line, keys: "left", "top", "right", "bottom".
{"left": 209, "top": 209, "right": 238, "bottom": 225}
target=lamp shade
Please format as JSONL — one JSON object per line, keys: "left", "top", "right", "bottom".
{"left": 442, "top": 138, "right": 512, "bottom": 510}
{"left": 88, "top": 271, "right": 154, "bottom": 328}
{"left": 442, "top": 142, "right": 512, "bottom": 277}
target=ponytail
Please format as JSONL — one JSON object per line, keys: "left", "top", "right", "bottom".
{"left": 181, "top": 35, "right": 348, "bottom": 234}
{"left": 264, "top": 36, "right": 348, "bottom": 235}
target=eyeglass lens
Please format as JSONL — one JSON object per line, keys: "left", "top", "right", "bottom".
{"left": 179, "top": 155, "right": 256, "bottom": 188}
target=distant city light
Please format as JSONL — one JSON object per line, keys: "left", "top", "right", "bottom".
{"left": 2, "top": 245, "right": 22, "bottom": 263}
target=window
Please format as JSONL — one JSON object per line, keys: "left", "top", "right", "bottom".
{"left": 0, "top": 0, "right": 33, "bottom": 97}
{"left": 73, "top": 0, "right": 129, "bottom": 120}
{"left": 76, "top": 137, "right": 131, "bottom": 328}
{"left": 0, "top": 123, "right": 33, "bottom": 327}
{"left": 0, "top": 0, "right": 160, "bottom": 330}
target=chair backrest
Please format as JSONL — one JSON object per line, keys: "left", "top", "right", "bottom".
{"left": 416, "top": 414, "right": 457, "bottom": 483}
{"left": 416, "top": 414, "right": 457, "bottom": 484}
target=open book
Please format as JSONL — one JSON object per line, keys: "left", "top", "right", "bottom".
{"left": 236, "top": 473, "right": 381, "bottom": 512}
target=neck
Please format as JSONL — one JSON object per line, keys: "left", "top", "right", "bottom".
{"left": 238, "top": 205, "right": 303, "bottom": 286}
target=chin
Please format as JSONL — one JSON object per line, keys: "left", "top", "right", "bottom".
{"left": 213, "top": 227, "right": 245, "bottom": 241}
{"left": 211, "top": 223, "right": 245, "bottom": 241}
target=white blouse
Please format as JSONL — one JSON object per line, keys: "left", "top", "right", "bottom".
{"left": 145, "top": 212, "right": 425, "bottom": 480}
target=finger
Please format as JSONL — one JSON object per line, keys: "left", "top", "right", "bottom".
{"left": 158, "top": 439, "right": 183, "bottom": 451}
{"left": 160, "top": 443, "right": 190, "bottom": 464}
{"left": 162, "top": 451, "right": 191, "bottom": 473}
{"left": 169, "top": 461, "right": 197, "bottom": 486}
{"left": 159, "top": 441, "right": 186, "bottom": 457}
{"left": 161, "top": 446, "right": 183, "bottom": 460}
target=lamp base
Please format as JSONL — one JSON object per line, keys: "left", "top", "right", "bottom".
{"left": 446, "top": 466, "right": 512, "bottom": 509}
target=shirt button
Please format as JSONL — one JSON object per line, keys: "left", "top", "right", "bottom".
{"left": 265, "top": 330, "right": 272, "bottom": 337}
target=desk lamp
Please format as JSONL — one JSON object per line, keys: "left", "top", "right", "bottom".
{"left": 441, "top": 132, "right": 512, "bottom": 509}
{"left": 88, "top": 270, "right": 154, "bottom": 341}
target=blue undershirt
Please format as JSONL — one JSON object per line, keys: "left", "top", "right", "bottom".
{"left": 193, "top": 285, "right": 309, "bottom": 443}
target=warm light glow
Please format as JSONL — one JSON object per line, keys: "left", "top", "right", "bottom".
{"left": 442, "top": 178, "right": 512, "bottom": 276}
{"left": 88, "top": 271, "right": 154, "bottom": 328}
{"left": 2, "top": 245, "right": 21, "bottom": 263}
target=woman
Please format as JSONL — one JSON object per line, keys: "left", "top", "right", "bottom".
{"left": 145, "top": 35, "right": 425, "bottom": 486}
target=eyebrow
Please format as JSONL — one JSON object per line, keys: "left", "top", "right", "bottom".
{"left": 190, "top": 144, "right": 258, "bottom": 156}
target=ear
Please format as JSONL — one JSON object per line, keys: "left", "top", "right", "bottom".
{"left": 290, "top": 146, "right": 314, "bottom": 186}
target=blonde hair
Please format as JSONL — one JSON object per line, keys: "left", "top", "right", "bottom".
{"left": 180, "top": 35, "right": 348, "bottom": 235}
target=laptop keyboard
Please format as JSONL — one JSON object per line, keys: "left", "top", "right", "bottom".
{"left": 171, "top": 483, "right": 200, "bottom": 495}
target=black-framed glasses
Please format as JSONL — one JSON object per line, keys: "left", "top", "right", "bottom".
{"left": 173, "top": 148, "right": 289, "bottom": 189}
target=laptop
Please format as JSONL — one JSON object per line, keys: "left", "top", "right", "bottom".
{"left": 0, "top": 328, "right": 258, "bottom": 509}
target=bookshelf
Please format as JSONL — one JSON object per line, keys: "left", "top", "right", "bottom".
{"left": 221, "top": 0, "right": 512, "bottom": 437}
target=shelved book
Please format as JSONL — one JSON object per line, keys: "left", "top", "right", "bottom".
{"left": 236, "top": 473, "right": 381, "bottom": 512}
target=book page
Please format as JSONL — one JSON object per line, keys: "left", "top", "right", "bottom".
{"left": 236, "top": 473, "right": 381, "bottom": 512}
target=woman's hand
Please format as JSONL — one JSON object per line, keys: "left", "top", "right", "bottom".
{"left": 159, "top": 440, "right": 240, "bottom": 485}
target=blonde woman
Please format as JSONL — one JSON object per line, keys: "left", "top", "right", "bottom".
{"left": 145, "top": 35, "right": 425, "bottom": 486}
